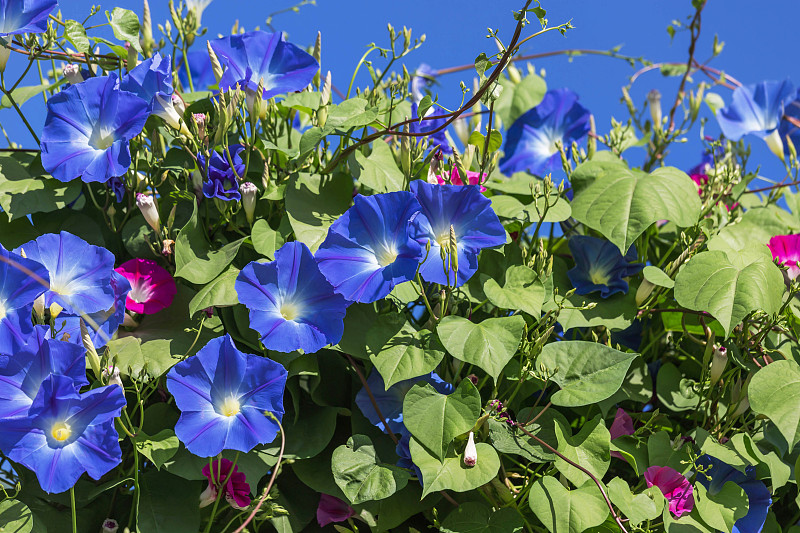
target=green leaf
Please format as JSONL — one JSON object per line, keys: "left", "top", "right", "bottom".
{"left": 410, "top": 437, "right": 500, "bottom": 498}
{"left": 607, "top": 477, "right": 664, "bottom": 526}
{"left": 489, "top": 194, "right": 572, "bottom": 224}
{"left": 282, "top": 91, "right": 321, "bottom": 114}
{"left": 729, "top": 433, "right": 791, "bottom": 490}
{"left": 0, "top": 156, "right": 81, "bottom": 221}
{"left": 418, "top": 94, "right": 434, "bottom": 119}
{"left": 643, "top": 265, "right": 674, "bottom": 288}
{"left": 187, "top": 266, "right": 240, "bottom": 317}
{"left": 482, "top": 265, "right": 545, "bottom": 316}
{"left": 349, "top": 140, "right": 404, "bottom": 193}
{"left": 647, "top": 431, "right": 692, "bottom": 474}
{"left": 694, "top": 482, "right": 748, "bottom": 532}
{"left": 554, "top": 415, "right": 610, "bottom": 487}
{"left": 174, "top": 203, "right": 244, "bottom": 284}
{"left": 136, "top": 471, "right": 200, "bottom": 533}
{"left": 440, "top": 503, "right": 525, "bottom": 533}
{"left": 569, "top": 157, "right": 628, "bottom": 196}
{"left": 370, "top": 324, "right": 445, "bottom": 388}
{"left": 674, "top": 248, "right": 785, "bottom": 336}
{"left": 106, "top": 7, "right": 141, "bottom": 53}
{"left": 134, "top": 430, "right": 180, "bottom": 470}
{"left": 489, "top": 405, "right": 569, "bottom": 463}
{"left": 436, "top": 315, "right": 525, "bottom": 380}
{"left": 508, "top": 73, "right": 547, "bottom": 124}
{"left": 749, "top": 360, "right": 800, "bottom": 450}
{"left": 326, "top": 99, "right": 379, "bottom": 129}
{"left": 528, "top": 476, "right": 610, "bottom": 533}
{"left": 0, "top": 81, "right": 64, "bottom": 110}
{"left": 285, "top": 172, "right": 352, "bottom": 252}
{"left": 571, "top": 166, "right": 701, "bottom": 253}
{"left": 250, "top": 218, "right": 285, "bottom": 259}
{"left": 0, "top": 499, "right": 43, "bottom": 533}
{"left": 331, "top": 435, "right": 410, "bottom": 504}
{"left": 403, "top": 379, "right": 482, "bottom": 460}
{"left": 537, "top": 341, "right": 639, "bottom": 407}
{"left": 64, "top": 20, "right": 90, "bottom": 53}
{"left": 656, "top": 362, "right": 700, "bottom": 412}
{"left": 467, "top": 129, "right": 503, "bottom": 155}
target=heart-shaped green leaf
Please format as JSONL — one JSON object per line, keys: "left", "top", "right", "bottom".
{"left": 749, "top": 360, "right": 800, "bottom": 450}
{"left": 332, "top": 435, "right": 410, "bottom": 504}
{"left": 436, "top": 315, "right": 525, "bottom": 380}
{"left": 483, "top": 265, "right": 545, "bottom": 316}
{"left": 440, "top": 503, "right": 524, "bottom": 533}
{"left": 694, "top": 482, "right": 748, "bottom": 532}
{"left": 410, "top": 437, "right": 500, "bottom": 498}
{"left": 528, "top": 476, "right": 610, "bottom": 533}
{"left": 607, "top": 477, "right": 665, "bottom": 526}
{"left": 554, "top": 415, "right": 610, "bottom": 487}
{"left": 370, "top": 324, "right": 445, "bottom": 388}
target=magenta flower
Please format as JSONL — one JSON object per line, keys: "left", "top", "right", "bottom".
{"left": 609, "top": 408, "right": 634, "bottom": 460}
{"left": 644, "top": 465, "right": 694, "bottom": 518}
{"left": 689, "top": 173, "right": 708, "bottom": 195}
{"left": 317, "top": 494, "right": 355, "bottom": 527}
{"left": 768, "top": 235, "right": 800, "bottom": 280}
{"left": 199, "top": 458, "right": 251, "bottom": 510}
{"left": 436, "top": 168, "right": 487, "bottom": 192}
{"left": 114, "top": 259, "right": 177, "bottom": 314}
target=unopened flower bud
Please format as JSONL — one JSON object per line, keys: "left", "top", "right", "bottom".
{"left": 63, "top": 64, "right": 84, "bottom": 85}
{"left": 101, "top": 518, "right": 120, "bottom": 533}
{"left": 765, "top": 129, "right": 785, "bottom": 161}
{"left": 102, "top": 365, "right": 123, "bottom": 389}
{"left": 647, "top": 89, "right": 662, "bottom": 130}
{"left": 463, "top": 431, "right": 477, "bottom": 467}
{"left": 172, "top": 93, "right": 186, "bottom": 115}
{"left": 199, "top": 484, "right": 218, "bottom": 508}
{"left": 207, "top": 41, "right": 224, "bottom": 84}
{"left": 80, "top": 319, "right": 101, "bottom": 379}
{"left": 193, "top": 113, "right": 206, "bottom": 139}
{"left": 126, "top": 42, "right": 138, "bottom": 71}
{"left": 0, "top": 39, "right": 10, "bottom": 73}
{"left": 33, "top": 294, "right": 45, "bottom": 319}
{"left": 240, "top": 182, "right": 258, "bottom": 224}
{"left": 136, "top": 193, "right": 160, "bottom": 233}
{"left": 709, "top": 345, "right": 728, "bottom": 385}
{"left": 161, "top": 238, "right": 175, "bottom": 256}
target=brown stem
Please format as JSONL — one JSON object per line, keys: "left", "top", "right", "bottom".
{"left": 233, "top": 420, "right": 285, "bottom": 533}
{"left": 343, "top": 353, "right": 399, "bottom": 445}
{"left": 667, "top": 1, "right": 706, "bottom": 132}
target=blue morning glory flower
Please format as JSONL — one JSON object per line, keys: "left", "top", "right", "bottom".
{"left": 15, "top": 231, "right": 117, "bottom": 316}
{"left": 409, "top": 180, "right": 506, "bottom": 287}
{"left": 0, "top": 305, "right": 34, "bottom": 355}
{"left": 316, "top": 192, "right": 423, "bottom": 303}
{"left": 178, "top": 49, "right": 217, "bottom": 90}
{"left": 355, "top": 370, "right": 453, "bottom": 435}
{"left": 0, "top": 374, "right": 126, "bottom": 493}
{"left": 716, "top": 80, "right": 795, "bottom": 158}
{"left": 396, "top": 433, "right": 423, "bottom": 481}
{"left": 0, "top": 325, "right": 86, "bottom": 419}
{"left": 107, "top": 176, "right": 126, "bottom": 203}
{"left": 499, "top": 88, "right": 591, "bottom": 177}
{"left": 0, "top": 0, "right": 58, "bottom": 36}
{"left": 0, "top": 243, "right": 48, "bottom": 321}
{"left": 696, "top": 455, "right": 772, "bottom": 533}
{"left": 410, "top": 63, "right": 437, "bottom": 103}
{"left": 210, "top": 31, "right": 318, "bottom": 99}
{"left": 199, "top": 145, "right": 245, "bottom": 201}
{"left": 40, "top": 73, "right": 149, "bottom": 183}
{"left": 120, "top": 52, "right": 172, "bottom": 112}
{"left": 566, "top": 235, "right": 643, "bottom": 298}
{"left": 236, "top": 241, "right": 348, "bottom": 354}
{"left": 166, "top": 334, "right": 288, "bottom": 457}
{"left": 409, "top": 102, "right": 452, "bottom": 155}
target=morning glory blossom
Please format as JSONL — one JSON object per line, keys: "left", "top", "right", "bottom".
{"left": 210, "top": 30, "right": 318, "bottom": 100}
{"left": 716, "top": 79, "right": 795, "bottom": 159}
{"left": 0, "top": 325, "right": 86, "bottom": 419}
{"left": 0, "top": 305, "right": 34, "bottom": 354}
{"left": 236, "top": 241, "right": 348, "bottom": 354}
{"left": 410, "top": 63, "right": 437, "bottom": 103}
{"left": 696, "top": 455, "right": 772, "bottom": 533}
{"left": 114, "top": 258, "right": 176, "bottom": 315}
{"left": 15, "top": 231, "right": 117, "bottom": 316}
{"left": 40, "top": 73, "right": 149, "bottom": 183}
{"left": 166, "top": 334, "right": 287, "bottom": 457}
{"left": 199, "top": 145, "right": 245, "bottom": 201}
{"left": 0, "top": 243, "right": 48, "bottom": 324}
{"left": 768, "top": 234, "right": 800, "bottom": 280}
{"left": 355, "top": 370, "right": 453, "bottom": 436}
{"left": 316, "top": 192, "right": 423, "bottom": 303}
{"left": 120, "top": 52, "right": 186, "bottom": 132}
{"left": 409, "top": 180, "right": 506, "bottom": 287}
{"left": 0, "top": 0, "right": 58, "bottom": 36}
{"left": 567, "top": 235, "right": 643, "bottom": 298}
{"left": 0, "top": 374, "right": 126, "bottom": 493}
{"left": 499, "top": 88, "right": 591, "bottom": 177}
{"left": 644, "top": 465, "right": 693, "bottom": 518}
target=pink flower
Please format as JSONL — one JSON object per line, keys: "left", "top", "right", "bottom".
{"left": 114, "top": 259, "right": 177, "bottom": 314}
{"left": 436, "top": 167, "right": 487, "bottom": 191}
{"left": 609, "top": 408, "right": 634, "bottom": 460}
{"left": 316, "top": 494, "right": 355, "bottom": 527}
{"left": 768, "top": 234, "right": 800, "bottom": 280}
{"left": 689, "top": 173, "right": 708, "bottom": 195}
{"left": 200, "top": 459, "right": 251, "bottom": 510}
{"left": 644, "top": 466, "right": 694, "bottom": 518}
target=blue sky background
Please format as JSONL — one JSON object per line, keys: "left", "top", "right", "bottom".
{"left": 3, "top": 0, "right": 798, "bottom": 184}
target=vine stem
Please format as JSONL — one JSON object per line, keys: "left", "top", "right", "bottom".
{"left": 70, "top": 486, "right": 77, "bottom": 533}
{"left": 667, "top": 0, "right": 706, "bottom": 132}
{"left": 514, "top": 423, "right": 629, "bottom": 533}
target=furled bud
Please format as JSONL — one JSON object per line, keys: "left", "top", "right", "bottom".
{"left": 0, "top": 39, "right": 10, "bottom": 72}
{"left": 463, "top": 431, "right": 477, "bottom": 467}
{"left": 125, "top": 42, "right": 138, "bottom": 71}
{"left": 192, "top": 170, "right": 204, "bottom": 197}
{"left": 101, "top": 518, "right": 120, "bottom": 533}
{"left": 199, "top": 483, "right": 218, "bottom": 508}
{"left": 400, "top": 134, "right": 412, "bottom": 177}
{"left": 102, "top": 365, "right": 123, "bottom": 389}
{"left": 587, "top": 114, "right": 596, "bottom": 160}
{"left": 765, "top": 129, "right": 785, "bottom": 161}
{"left": 635, "top": 278, "right": 655, "bottom": 306}
{"left": 63, "top": 64, "right": 84, "bottom": 85}
{"left": 153, "top": 93, "right": 191, "bottom": 135}
{"left": 141, "top": 0, "right": 154, "bottom": 55}
{"left": 32, "top": 294, "right": 45, "bottom": 319}
{"left": 317, "top": 71, "right": 332, "bottom": 127}
{"left": 240, "top": 182, "right": 258, "bottom": 225}
{"left": 647, "top": 89, "right": 662, "bottom": 130}
{"left": 312, "top": 31, "right": 321, "bottom": 88}
{"left": 80, "top": 319, "right": 101, "bottom": 379}
{"left": 193, "top": 113, "right": 207, "bottom": 140}
{"left": 730, "top": 374, "right": 752, "bottom": 418}
{"left": 507, "top": 63, "right": 522, "bottom": 84}
{"left": 709, "top": 345, "right": 728, "bottom": 386}
{"left": 207, "top": 40, "right": 224, "bottom": 84}
{"left": 136, "top": 193, "right": 160, "bottom": 233}
{"left": 172, "top": 93, "right": 186, "bottom": 115}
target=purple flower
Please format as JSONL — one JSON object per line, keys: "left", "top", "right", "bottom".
{"left": 499, "top": 88, "right": 591, "bottom": 177}
{"left": 0, "top": 374, "right": 126, "bottom": 493}
{"left": 409, "top": 102, "right": 452, "bottom": 155}
{"left": 0, "top": 0, "right": 58, "bottom": 36}
{"left": 644, "top": 465, "right": 693, "bottom": 518}
{"left": 210, "top": 31, "right": 318, "bottom": 99}
{"left": 609, "top": 408, "right": 633, "bottom": 460}
{"left": 316, "top": 192, "right": 423, "bottom": 303}
{"left": 166, "top": 334, "right": 287, "bottom": 457}
{"left": 199, "top": 145, "right": 245, "bottom": 201}
{"left": 566, "top": 235, "right": 643, "bottom": 298}
{"left": 767, "top": 234, "right": 800, "bottom": 279}
{"left": 236, "top": 242, "right": 348, "bottom": 354}
{"left": 40, "top": 73, "right": 149, "bottom": 183}
{"left": 317, "top": 494, "right": 355, "bottom": 527}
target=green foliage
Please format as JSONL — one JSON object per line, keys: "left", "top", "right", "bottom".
{"left": 528, "top": 476, "right": 610, "bottom": 533}
{"left": 331, "top": 435, "right": 411, "bottom": 504}
{"left": 410, "top": 438, "right": 500, "bottom": 498}
{"left": 436, "top": 315, "right": 525, "bottom": 380}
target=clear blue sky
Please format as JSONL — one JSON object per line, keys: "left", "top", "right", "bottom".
{"left": 3, "top": 0, "right": 798, "bottom": 182}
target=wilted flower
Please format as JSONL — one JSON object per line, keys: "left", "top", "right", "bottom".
{"left": 166, "top": 334, "right": 287, "bottom": 457}
{"left": 136, "top": 193, "right": 161, "bottom": 233}
{"left": 463, "top": 431, "right": 477, "bottom": 467}
{"left": 199, "top": 145, "right": 245, "bottom": 201}
{"left": 499, "top": 88, "right": 591, "bottom": 176}
{"left": 767, "top": 234, "right": 800, "bottom": 280}
{"left": 317, "top": 494, "right": 355, "bottom": 527}
{"left": 609, "top": 408, "right": 634, "bottom": 460}
{"left": 101, "top": 518, "right": 119, "bottom": 533}
{"left": 236, "top": 241, "right": 348, "bottom": 353}
{"left": 566, "top": 235, "right": 643, "bottom": 298}
{"left": 316, "top": 192, "right": 423, "bottom": 303}
{"left": 644, "top": 465, "right": 694, "bottom": 518}
{"left": 40, "top": 74, "right": 149, "bottom": 183}
{"left": 114, "top": 258, "right": 176, "bottom": 315}
{"left": 0, "top": 0, "right": 58, "bottom": 36}
{"left": 62, "top": 63, "right": 84, "bottom": 85}
{"left": 102, "top": 365, "right": 123, "bottom": 389}
{"left": 199, "top": 458, "right": 251, "bottom": 510}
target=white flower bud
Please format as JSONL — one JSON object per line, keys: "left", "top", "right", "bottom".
{"left": 136, "top": 193, "right": 161, "bottom": 233}
{"left": 154, "top": 93, "right": 191, "bottom": 136}
{"left": 463, "top": 431, "right": 477, "bottom": 467}
{"left": 102, "top": 365, "right": 123, "bottom": 389}
{"left": 0, "top": 40, "right": 10, "bottom": 73}
{"left": 63, "top": 64, "right": 84, "bottom": 85}
{"left": 240, "top": 182, "right": 258, "bottom": 225}
{"left": 199, "top": 484, "right": 217, "bottom": 508}
{"left": 765, "top": 129, "right": 785, "bottom": 161}
{"left": 101, "top": 518, "right": 120, "bottom": 533}
{"left": 709, "top": 345, "right": 728, "bottom": 386}
{"left": 647, "top": 89, "right": 662, "bottom": 130}
{"left": 171, "top": 93, "right": 186, "bottom": 115}
{"left": 80, "top": 319, "right": 101, "bottom": 379}
{"left": 207, "top": 40, "right": 224, "bottom": 84}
